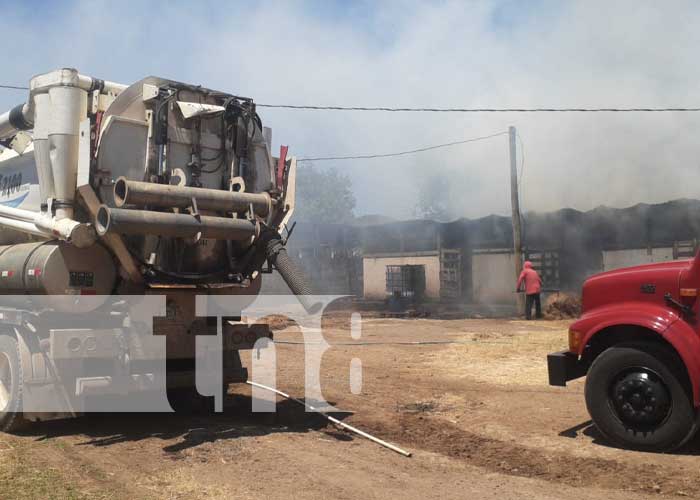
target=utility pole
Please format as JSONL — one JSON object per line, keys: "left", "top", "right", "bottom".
{"left": 509, "top": 126, "right": 524, "bottom": 314}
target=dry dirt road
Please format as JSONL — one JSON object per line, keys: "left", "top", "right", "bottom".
{"left": 2, "top": 315, "right": 700, "bottom": 499}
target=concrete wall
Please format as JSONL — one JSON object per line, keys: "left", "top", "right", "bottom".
{"left": 471, "top": 251, "right": 517, "bottom": 305}
{"left": 602, "top": 247, "right": 674, "bottom": 271}
{"left": 362, "top": 253, "right": 441, "bottom": 300}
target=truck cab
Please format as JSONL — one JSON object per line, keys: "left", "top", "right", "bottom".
{"left": 548, "top": 253, "right": 700, "bottom": 451}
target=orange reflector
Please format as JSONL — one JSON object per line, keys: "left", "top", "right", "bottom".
{"left": 680, "top": 288, "right": 698, "bottom": 297}
{"left": 568, "top": 329, "right": 583, "bottom": 352}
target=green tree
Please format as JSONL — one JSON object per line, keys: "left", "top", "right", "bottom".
{"left": 293, "top": 163, "right": 356, "bottom": 223}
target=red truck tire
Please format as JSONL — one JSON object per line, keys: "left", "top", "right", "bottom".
{"left": 585, "top": 341, "right": 698, "bottom": 451}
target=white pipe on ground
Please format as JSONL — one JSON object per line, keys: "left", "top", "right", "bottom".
{"left": 246, "top": 381, "right": 412, "bottom": 457}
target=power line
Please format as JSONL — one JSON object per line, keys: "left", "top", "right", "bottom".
{"left": 258, "top": 104, "right": 700, "bottom": 113}
{"left": 1, "top": 84, "right": 698, "bottom": 112}
{"left": 297, "top": 131, "right": 508, "bottom": 162}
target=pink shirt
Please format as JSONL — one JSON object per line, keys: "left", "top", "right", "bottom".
{"left": 517, "top": 262, "right": 542, "bottom": 294}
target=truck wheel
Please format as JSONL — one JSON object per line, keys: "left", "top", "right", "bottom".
{"left": 167, "top": 387, "right": 214, "bottom": 415}
{"left": 0, "top": 334, "right": 24, "bottom": 432}
{"left": 585, "top": 342, "right": 697, "bottom": 451}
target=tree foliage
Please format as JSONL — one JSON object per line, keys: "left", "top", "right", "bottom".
{"left": 293, "top": 163, "right": 356, "bottom": 224}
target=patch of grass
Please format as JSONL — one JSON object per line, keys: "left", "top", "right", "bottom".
{"left": 50, "top": 439, "right": 69, "bottom": 451}
{"left": 0, "top": 443, "right": 116, "bottom": 500}
{"left": 0, "top": 444, "right": 107, "bottom": 500}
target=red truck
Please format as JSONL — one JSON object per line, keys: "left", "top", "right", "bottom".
{"left": 548, "top": 254, "right": 700, "bottom": 451}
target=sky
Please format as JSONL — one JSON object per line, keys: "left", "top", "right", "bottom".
{"left": 2, "top": 0, "right": 700, "bottom": 220}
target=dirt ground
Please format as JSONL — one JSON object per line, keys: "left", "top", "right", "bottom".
{"left": 2, "top": 315, "right": 700, "bottom": 499}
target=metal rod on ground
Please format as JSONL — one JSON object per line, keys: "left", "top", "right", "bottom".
{"left": 273, "top": 339, "right": 521, "bottom": 346}
{"left": 509, "top": 125, "right": 524, "bottom": 314}
{"left": 246, "top": 380, "right": 412, "bottom": 457}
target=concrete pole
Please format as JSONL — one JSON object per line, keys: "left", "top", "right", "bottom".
{"left": 509, "top": 126, "right": 524, "bottom": 314}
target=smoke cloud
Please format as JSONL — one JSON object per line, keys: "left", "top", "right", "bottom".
{"left": 1, "top": 0, "right": 699, "bottom": 219}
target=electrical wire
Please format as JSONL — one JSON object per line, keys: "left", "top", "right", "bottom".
{"left": 297, "top": 131, "right": 508, "bottom": 162}
{"left": 258, "top": 103, "right": 700, "bottom": 113}
{"left": 1, "top": 84, "right": 699, "bottom": 112}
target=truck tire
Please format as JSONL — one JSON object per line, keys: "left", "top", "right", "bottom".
{"left": 167, "top": 386, "right": 215, "bottom": 415}
{"left": 0, "top": 334, "right": 24, "bottom": 432}
{"left": 585, "top": 342, "right": 697, "bottom": 451}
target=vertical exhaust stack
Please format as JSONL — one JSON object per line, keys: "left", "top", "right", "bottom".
{"left": 40, "top": 71, "right": 88, "bottom": 220}
{"left": 31, "top": 93, "right": 56, "bottom": 205}
{"left": 0, "top": 68, "right": 125, "bottom": 246}
{"left": 22, "top": 68, "right": 123, "bottom": 219}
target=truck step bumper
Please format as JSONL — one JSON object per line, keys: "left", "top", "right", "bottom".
{"left": 76, "top": 373, "right": 158, "bottom": 397}
{"left": 547, "top": 350, "right": 588, "bottom": 386}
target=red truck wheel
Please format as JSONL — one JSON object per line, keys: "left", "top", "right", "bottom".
{"left": 585, "top": 342, "right": 697, "bottom": 451}
{"left": 0, "top": 334, "right": 24, "bottom": 433}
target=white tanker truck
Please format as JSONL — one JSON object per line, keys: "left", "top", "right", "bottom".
{"left": 0, "top": 68, "right": 314, "bottom": 429}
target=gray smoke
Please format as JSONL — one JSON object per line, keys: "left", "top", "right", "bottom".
{"left": 2, "top": 1, "right": 699, "bottom": 219}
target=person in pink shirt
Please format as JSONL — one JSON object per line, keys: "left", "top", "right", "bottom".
{"left": 517, "top": 261, "right": 543, "bottom": 320}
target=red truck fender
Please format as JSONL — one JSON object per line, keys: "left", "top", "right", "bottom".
{"left": 572, "top": 302, "right": 700, "bottom": 406}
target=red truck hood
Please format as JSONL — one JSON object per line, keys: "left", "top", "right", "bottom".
{"left": 582, "top": 260, "right": 690, "bottom": 313}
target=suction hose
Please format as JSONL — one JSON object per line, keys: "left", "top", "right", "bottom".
{"left": 265, "top": 236, "right": 322, "bottom": 314}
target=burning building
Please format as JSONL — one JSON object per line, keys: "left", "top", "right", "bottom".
{"left": 262, "top": 199, "right": 700, "bottom": 314}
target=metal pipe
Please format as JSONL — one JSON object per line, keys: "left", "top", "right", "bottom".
{"left": 0, "top": 204, "right": 44, "bottom": 223}
{"left": 0, "top": 103, "right": 32, "bottom": 140}
{"left": 29, "top": 69, "right": 127, "bottom": 96}
{"left": 96, "top": 206, "right": 259, "bottom": 240}
{"left": 246, "top": 381, "right": 412, "bottom": 457}
{"left": 34, "top": 217, "right": 96, "bottom": 248}
{"left": 0, "top": 68, "right": 127, "bottom": 141}
{"left": 0, "top": 215, "right": 48, "bottom": 238}
{"left": 0, "top": 205, "right": 94, "bottom": 247}
{"left": 0, "top": 110, "right": 13, "bottom": 139}
{"left": 75, "top": 74, "right": 127, "bottom": 95}
{"left": 113, "top": 177, "right": 272, "bottom": 217}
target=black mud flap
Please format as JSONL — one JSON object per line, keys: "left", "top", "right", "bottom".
{"left": 547, "top": 350, "right": 588, "bottom": 386}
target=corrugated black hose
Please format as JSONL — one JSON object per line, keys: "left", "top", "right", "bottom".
{"left": 265, "top": 236, "right": 322, "bottom": 314}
